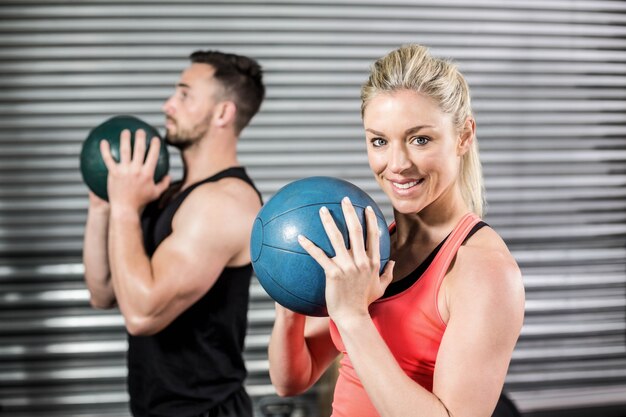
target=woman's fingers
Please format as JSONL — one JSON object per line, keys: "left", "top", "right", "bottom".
{"left": 318, "top": 206, "right": 349, "bottom": 258}
{"left": 379, "top": 260, "right": 395, "bottom": 291}
{"left": 365, "top": 205, "right": 380, "bottom": 264}
{"left": 319, "top": 199, "right": 380, "bottom": 272}
{"left": 297, "top": 234, "right": 337, "bottom": 271}
{"left": 305, "top": 200, "right": 381, "bottom": 280}
{"left": 341, "top": 197, "right": 366, "bottom": 256}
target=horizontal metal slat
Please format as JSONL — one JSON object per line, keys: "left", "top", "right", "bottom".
{"left": 510, "top": 385, "right": 626, "bottom": 413}
{"left": 5, "top": 0, "right": 626, "bottom": 12}
{"left": 5, "top": 33, "right": 626, "bottom": 52}
{"left": 5, "top": 97, "right": 626, "bottom": 114}
{"left": 2, "top": 3, "right": 625, "bottom": 26}
{"left": 2, "top": 45, "right": 626, "bottom": 62}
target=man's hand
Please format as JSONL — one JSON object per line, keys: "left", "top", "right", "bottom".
{"left": 100, "top": 129, "right": 171, "bottom": 213}
{"left": 88, "top": 190, "right": 110, "bottom": 212}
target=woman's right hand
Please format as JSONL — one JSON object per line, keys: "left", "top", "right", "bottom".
{"left": 274, "top": 302, "right": 306, "bottom": 318}
{"left": 269, "top": 302, "right": 338, "bottom": 396}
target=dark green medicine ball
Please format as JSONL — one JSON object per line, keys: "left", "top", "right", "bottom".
{"left": 80, "top": 115, "right": 170, "bottom": 201}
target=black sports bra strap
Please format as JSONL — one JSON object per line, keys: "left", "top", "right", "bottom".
{"left": 463, "top": 220, "right": 488, "bottom": 243}
{"left": 382, "top": 221, "right": 488, "bottom": 299}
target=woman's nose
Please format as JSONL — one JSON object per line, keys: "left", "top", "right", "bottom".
{"left": 388, "top": 145, "right": 412, "bottom": 173}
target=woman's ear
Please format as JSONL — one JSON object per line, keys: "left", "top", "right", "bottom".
{"left": 214, "top": 101, "right": 237, "bottom": 129}
{"left": 457, "top": 117, "right": 475, "bottom": 156}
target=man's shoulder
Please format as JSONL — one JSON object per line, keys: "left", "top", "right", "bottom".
{"left": 170, "top": 178, "right": 261, "bottom": 236}
{"left": 187, "top": 177, "right": 260, "bottom": 212}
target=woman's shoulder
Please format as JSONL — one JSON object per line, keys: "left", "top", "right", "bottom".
{"left": 451, "top": 225, "right": 523, "bottom": 297}
{"left": 438, "top": 223, "right": 525, "bottom": 326}
{"left": 464, "top": 224, "right": 515, "bottom": 261}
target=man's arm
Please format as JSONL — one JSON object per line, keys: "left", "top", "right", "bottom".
{"left": 107, "top": 184, "right": 248, "bottom": 335}
{"left": 99, "top": 130, "right": 259, "bottom": 335}
{"left": 83, "top": 192, "right": 116, "bottom": 309}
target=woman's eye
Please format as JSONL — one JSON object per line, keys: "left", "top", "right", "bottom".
{"left": 412, "top": 136, "right": 429, "bottom": 145}
{"left": 371, "top": 138, "right": 387, "bottom": 147}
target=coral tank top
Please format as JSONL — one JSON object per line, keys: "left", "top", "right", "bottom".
{"left": 328, "top": 213, "right": 482, "bottom": 417}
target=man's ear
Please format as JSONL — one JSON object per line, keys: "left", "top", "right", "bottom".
{"left": 457, "top": 117, "right": 475, "bottom": 156}
{"left": 214, "top": 101, "right": 237, "bottom": 128}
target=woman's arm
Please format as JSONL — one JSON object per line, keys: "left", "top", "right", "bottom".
{"left": 268, "top": 305, "right": 339, "bottom": 396}
{"left": 433, "top": 237, "right": 525, "bottom": 416}
{"left": 336, "top": 244, "right": 524, "bottom": 417}
{"left": 299, "top": 198, "right": 525, "bottom": 417}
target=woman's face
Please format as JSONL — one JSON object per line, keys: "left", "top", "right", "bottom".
{"left": 363, "top": 89, "right": 470, "bottom": 215}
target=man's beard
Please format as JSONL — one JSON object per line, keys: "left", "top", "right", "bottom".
{"left": 164, "top": 114, "right": 211, "bottom": 150}
{"left": 165, "top": 131, "right": 198, "bottom": 150}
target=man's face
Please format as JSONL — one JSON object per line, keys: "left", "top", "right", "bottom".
{"left": 161, "top": 63, "right": 221, "bottom": 149}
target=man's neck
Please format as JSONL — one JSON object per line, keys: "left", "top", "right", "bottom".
{"left": 180, "top": 132, "right": 240, "bottom": 188}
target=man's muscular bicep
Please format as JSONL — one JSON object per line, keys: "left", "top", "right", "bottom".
{"left": 133, "top": 196, "right": 238, "bottom": 334}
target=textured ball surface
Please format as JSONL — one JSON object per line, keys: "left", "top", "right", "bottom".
{"left": 251, "top": 176, "right": 391, "bottom": 317}
{"left": 80, "top": 115, "right": 170, "bottom": 201}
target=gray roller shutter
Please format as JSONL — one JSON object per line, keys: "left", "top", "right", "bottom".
{"left": 1, "top": 1, "right": 625, "bottom": 416}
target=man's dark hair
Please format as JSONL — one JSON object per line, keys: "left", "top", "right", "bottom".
{"left": 190, "top": 50, "right": 265, "bottom": 134}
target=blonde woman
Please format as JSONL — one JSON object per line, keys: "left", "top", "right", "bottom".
{"left": 268, "top": 44, "right": 525, "bottom": 417}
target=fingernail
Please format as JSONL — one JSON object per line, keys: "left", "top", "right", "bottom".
{"left": 342, "top": 196, "right": 350, "bottom": 204}
{"left": 366, "top": 205, "right": 373, "bottom": 212}
{"left": 297, "top": 234, "right": 304, "bottom": 242}
{"left": 320, "top": 206, "right": 328, "bottom": 214}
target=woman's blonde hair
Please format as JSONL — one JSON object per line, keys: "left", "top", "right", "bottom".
{"left": 361, "top": 44, "right": 485, "bottom": 217}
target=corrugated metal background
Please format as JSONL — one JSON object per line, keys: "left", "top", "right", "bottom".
{"left": 1, "top": 1, "right": 626, "bottom": 416}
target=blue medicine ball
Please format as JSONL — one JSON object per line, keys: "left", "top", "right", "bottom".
{"left": 250, "top": 176, "right": 391, "bottom": 317}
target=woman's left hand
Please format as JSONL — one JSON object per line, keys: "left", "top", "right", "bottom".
{"left": 298, "top": 197, "right": 395, "bottom": 324}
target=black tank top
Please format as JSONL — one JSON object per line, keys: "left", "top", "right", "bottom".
{"left": 128, "top": 167, "right": 262, "bottom": 417}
